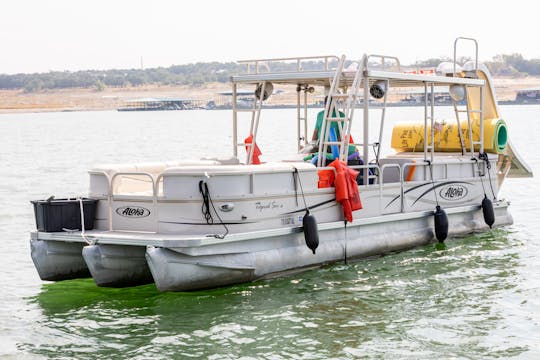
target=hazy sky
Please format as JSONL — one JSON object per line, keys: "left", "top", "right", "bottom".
{"left": 1, "top": 0, "right": 538, "bottom": 74}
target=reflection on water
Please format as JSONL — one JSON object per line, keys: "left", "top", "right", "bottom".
{"left": 23, "top": 229, "right": 529, "bottom": 359}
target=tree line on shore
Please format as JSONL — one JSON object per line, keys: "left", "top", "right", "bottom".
{"left": 1, "top": 54, "right": 538, "bottom": 93}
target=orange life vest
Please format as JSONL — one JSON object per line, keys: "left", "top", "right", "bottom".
{"left": 244, "top": 134, "right": 262, "bottom": 164}
{"left": 328, "top": 159, "right": 362, "bottom": 222}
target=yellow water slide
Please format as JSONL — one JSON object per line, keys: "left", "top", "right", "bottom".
{"left": 391, "top": 118, "right": 507, "bottom": 154}
{"left": 390, "top": 62, "right": 532, "bottom": 178}
{"left": 473, "top": 63, "right": 533, "bottom": 178}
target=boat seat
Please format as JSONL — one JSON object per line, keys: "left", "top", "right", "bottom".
{"left": 161, "top": 162, "right": 318, "bottom": 198}
{"left": 200, "top": 156, "right": 241, "bottom": 165}
{"left": 90, "top": 160, "right": 222, "bottom": 177}
{"left": 89, "top": 160, "right": 222, "bottom": 196}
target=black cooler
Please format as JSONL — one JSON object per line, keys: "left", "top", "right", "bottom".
{"left": 31, "top": 198, "right": 97, "bottom": 232}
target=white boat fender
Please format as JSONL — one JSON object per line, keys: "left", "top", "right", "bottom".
{"left": 293, "top": 167, "right": 319, "bottom": 254}
{"left": 434, "top": 205, "right": 449, "bottom": 242}
{"left": 481, "top": 195, "right": 495, "bottom": 228}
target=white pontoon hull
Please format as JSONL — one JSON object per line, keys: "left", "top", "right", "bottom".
{"left": 31, "top": 200, "right": 512, "bottom": 291}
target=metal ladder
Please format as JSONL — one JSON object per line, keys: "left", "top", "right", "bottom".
{"left": 296, "top": 84, "right": 312, "bottom": 151}
{"left": 317, "top": 55, "right": 364, "bottom": 166}
{"left": 232, "top": 82, "right": 268, "bottom": 164}
{"left": 451, "top": 37, "right": 484, "bottom": 158}
{"left": 451, "top": 88, "right": 484, "bottom": 157}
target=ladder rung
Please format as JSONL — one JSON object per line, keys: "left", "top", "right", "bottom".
{"left": 327, "top": 117, "right": 348, "bottom": 121}
{"left": 355, "top": 143, "right": 378, "bottom": 147}
{"left": 456, "top": 109, "right": 482, "bottom": 114}
{"left": 322, "top": 141, "right": 342, "bottom": 145}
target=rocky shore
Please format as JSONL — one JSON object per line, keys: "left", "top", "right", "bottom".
{"left": 1, "top": 77, "right": 539, "bottom": 114}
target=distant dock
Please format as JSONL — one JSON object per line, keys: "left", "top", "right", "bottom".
{"left": 117, "top": 98, "right": 204, "bottom": 111}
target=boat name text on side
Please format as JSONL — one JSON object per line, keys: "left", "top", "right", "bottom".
{"left": 116, "top": 206, "right": 151, "bottom": 218}
{"left": 255, "top": 201, "right": 284, "bottom": 212}
{"left": 439, "top": 185, "right": 468, "bottom": 201}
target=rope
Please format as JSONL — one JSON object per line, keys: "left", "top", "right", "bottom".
{"left": 426, "top": 160, "right": 440, "bottom": 207}
{"left": 78, "top": 197, "right": 93, "bottom": 245}
{"left": 198, "top": 180, "right": 229, "bottom": 239}
{"left": 199, "top": 181, "right": 213, "bottom": 224}
{"left": 479, "top": 152, "right": 497, "bottom": 200}
{"left": 293, "top": 168, "right": 308, "bottom": 212}
{"left": 344, "top": 221, "right": 348, "bottom": 265}
{"left": 473, "top": 157, "right": 488, "bottom": 196}
{"left": 292, "top": 170, "right": 299, "bottom": 207}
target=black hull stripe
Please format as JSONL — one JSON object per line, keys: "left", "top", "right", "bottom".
{"left": 385, "top": 181, "right": 473, "bottom": 209}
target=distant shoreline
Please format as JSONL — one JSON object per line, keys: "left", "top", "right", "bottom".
{"left": 1, "top": 77, "right": 540, "bottom": 114}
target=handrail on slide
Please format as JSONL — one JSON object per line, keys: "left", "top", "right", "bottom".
{"left": 453, "top": 37, "right": 478, "bottom": 76}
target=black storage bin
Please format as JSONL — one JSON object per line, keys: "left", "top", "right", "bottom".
{"left": 31, "top": 198, "right": 97, "bottom": 232}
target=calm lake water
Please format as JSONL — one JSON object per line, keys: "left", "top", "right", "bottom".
{"left": 0, "top": 106, "right": 539, "bottom": 359}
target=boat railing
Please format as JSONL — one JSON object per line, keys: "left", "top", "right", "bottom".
{"left": 237, "top": 55, "right": 340, "bottom": 74}
{"left": 108, "top": 172, "right": 158, "bottom": 232}
{"left": 402, "top": 159, "right": 484, "bottom": 183}
{"left": 366, "top": 54, "right": 401, "bottom": 72}
{"left": 100, "top": 157, "right": 486, "bottom": 233}
{"left": 453, "top": 37, "right": 478, "bottom": 76}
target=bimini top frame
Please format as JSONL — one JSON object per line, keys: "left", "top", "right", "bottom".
{"left": 229, "top": 48, "right": 486, "bottom": 168}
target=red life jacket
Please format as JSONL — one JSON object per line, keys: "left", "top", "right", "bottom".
{"left": 244, "top": 134, "right": 262, "bottom": 164}
{"left": 328, "top": 159, "right": 362, "bottom": 222}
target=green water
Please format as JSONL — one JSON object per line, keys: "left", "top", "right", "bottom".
{"left": 20, "top": 230, "right": 531, "bottom": 359}
{"left": 1, "top": 108, "right": 539, "bottom": 358}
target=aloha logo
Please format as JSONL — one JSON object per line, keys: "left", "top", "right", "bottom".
{"left": 116, "top": 206, "right": 151, "bottom": 218}
{"left": 439, "top": 184, "right": 468, "bottom": 201}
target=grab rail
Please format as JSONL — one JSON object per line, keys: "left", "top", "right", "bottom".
{"left": 95, "top": 157, "right": 488, "bottom": 234}
{"left": 367, "top": 54, "right": 401, "bottom": 71}
{"left": 381, "top": 163, "right": 403, "bottom": 213}
{"left": 108, "top": 172, "right": 157, "bottom": 232}
{"left": 402, "top": 158, "right": 482, "bottom": 183}
{"left": 453, "top": 37, "right": 478, "bottom": 76}
{"left": 237, "top": 55, "right": 340, "bottom": 74}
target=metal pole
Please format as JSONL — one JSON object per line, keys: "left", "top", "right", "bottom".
{"left": 363, "top": 61, "right": 370, "bottom": 183}
{"left": 249, "top": 82, "right": 266, "bottom": 164}
{"left": 430, "top": 83, "right": 435, "bottom": 163}
{"left": 304, "top": 88, "right": 308, "bottom": 149}
{"left": 480, "top": 86, "right": 485, "bottom": 154}
{"left": 423, "top": 83, "right": 428, "bottom": 161}
{"left": 297, "top": 86, "right": 301, "bottom": 151}
{"left": 232, "top": 82, "right": 238, "bottom": 157}
{"left": 377, "top": 79, "right": 389, "bottom": 164}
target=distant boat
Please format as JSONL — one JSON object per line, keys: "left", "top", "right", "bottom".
{"left": 514, "top": 87, "right": 540, "bottom": 104}
{"left": 117, "top": 97, "right": 203, "bottom": 111}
